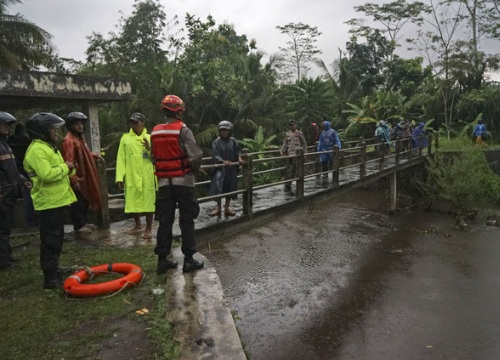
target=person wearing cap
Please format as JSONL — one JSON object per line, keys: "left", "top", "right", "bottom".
{"left": 115, "top": 112, "right": 156, "bottom": 239}
{"left": 209, "top": 120, "right": 244, "bottom": 217}
{"left": 62, "top": 112, "right": 103, "bottom": 233}
{"left": 151, "top": 95, "right": 204, "bottom": 274}
{"left": 23, "top": 112, "right": 77, "bottom": 288}
{"left": 0, "top": 112, "right": 32, "bottom": 271}
{"left": 280, "top": 120, "right": 307, "bottom": 191}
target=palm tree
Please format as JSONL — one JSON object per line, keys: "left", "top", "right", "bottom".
{"left": 0, "top": 0, "right": 55, "bottom": 69}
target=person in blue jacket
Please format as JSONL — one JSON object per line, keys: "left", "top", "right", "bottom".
{"left": 412, "top": 122, "right": 428, "bottom": 149}
{"left": 317, "top": 121, "right": 341, "bottom": 178}
{"left": 472, "top": 119, "right": 487, "bottom": 145}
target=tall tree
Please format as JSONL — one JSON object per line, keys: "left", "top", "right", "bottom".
{"left": 275, "top": 22, "right": 322, "bottom": 83}
{"left": 346, "top": 0, "right": 428, "bottom": 54}
{"left": 345, "top": 30, "right": 395, "bottom": 96}
{"left": 84, "top": 0, "right": 176, "bottom": 123}
{"left": 316, "top": 50, "right": 361, "bottom": 119}
{"left": 0, "top": 0, "right": 54, "bottom": 69}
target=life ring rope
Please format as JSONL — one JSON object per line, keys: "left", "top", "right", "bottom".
{"left": 63, "top": 263, "right": 144, "bottom": 298}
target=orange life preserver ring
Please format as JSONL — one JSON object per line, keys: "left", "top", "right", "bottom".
{"left": 63, "top": 263, "right": 143, "bottom": 297}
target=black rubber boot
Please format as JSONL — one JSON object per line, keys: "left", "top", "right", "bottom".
{"left": 182, "top": 256, "right": 204, "bottom": 273}
{"left": 43, "top": 272, "right": 62, "bottom": 289}
{"left": 157, "top": 257, "right": 178, "bottom": 274}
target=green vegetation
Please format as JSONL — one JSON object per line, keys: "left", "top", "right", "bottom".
{"left": 421, "top": 143, "right": 500, "bottom": 214}
{"left": 5, "top": 0, "right": 500, "bottom": 155}
{"left": 0, "top": 237, "right": 178, "bottom": 360}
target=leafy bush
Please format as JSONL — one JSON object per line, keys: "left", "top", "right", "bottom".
{"left": 419, "top": 144, "right": 500, "bottom": 214}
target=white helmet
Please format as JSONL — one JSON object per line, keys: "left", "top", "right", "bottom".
{"left": 217, "top": 120, "right": 233, "bottom": 130}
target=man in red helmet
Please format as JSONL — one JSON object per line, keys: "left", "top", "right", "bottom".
{"left": 151, "top": 95, "right": 204, "bottom": 274}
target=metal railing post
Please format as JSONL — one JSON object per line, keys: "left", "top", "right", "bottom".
{"left": 96, "top": 158, "right": 110, "bottom": 229}
{"left": 333, "top": 145, "right": 340, "bottom": 188}
{"left": 241, "top": 149, "right": 253, "bottom": 216}
{"left": 379, "top": 142, "right": 385, "bottom": 171}
{"left": 395, "top": 139, "right": 400, "bottom": 165}
{"left": 360, "top": 141, "right": 366, "bottom": 178}
{"left": 296, "top": 149, "right": 304, "bottom": 198}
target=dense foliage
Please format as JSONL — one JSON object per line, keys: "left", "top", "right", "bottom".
{"left": 4, "top": 0, "right": 500, "bottom": 156}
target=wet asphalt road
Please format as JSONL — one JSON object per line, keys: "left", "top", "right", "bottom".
{"left": 203, "top": 189, "right": 500, "bottom": 360}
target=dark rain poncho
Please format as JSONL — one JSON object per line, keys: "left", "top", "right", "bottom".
{"left": 209, "top": 136, "right": 239, "bottom": 198}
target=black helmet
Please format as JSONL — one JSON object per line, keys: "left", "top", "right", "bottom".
{"left": 66, "top": 112, "right": 88, "bottom": 130}
{"left": 26, "top": 112, "right": 65, "bottom": 140}
{"left": 217, "top": 120, "right": 233, "bottom": 131}
{"left": 129, "top": 112, "right": 146, "bottom": 122}
{"left": 0, "top": 111, "right": 16, "bottom": 125}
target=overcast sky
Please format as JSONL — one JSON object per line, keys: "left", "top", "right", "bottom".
{"left": 10, "top": 0, "right": 380, "bottom": 74}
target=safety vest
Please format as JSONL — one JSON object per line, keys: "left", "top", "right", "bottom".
{"left": 151, "top": 120, "right": 191, "bottom": 178}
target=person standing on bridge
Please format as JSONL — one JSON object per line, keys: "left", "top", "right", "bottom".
{"left": 115, "top": 113, "right": 156, "bottom": 239}
{"left": 23, "top": 113, "right": 77, "bottom": 288}
{"left": 62, "top": 112, "right": 102, "bottom": 234}
{"left": 317, "top": 121, "right": 341, "bottom": 178}
{"left": 411, "top": 122, "right": 428, "bottom": 150}
{"left": 280, "top": 120, "right": 307, "bottom": 192}
{"left": 375, "top": 120, "right": 391, "bottom": 154}
{"left": 151, "top": 95, "right": 204, "bottom": 274}
{"left": 209, "top": 120, "right": 244, "bottom": 217}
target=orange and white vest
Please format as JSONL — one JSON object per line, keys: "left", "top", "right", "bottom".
{"left": 151, "top": 120, "right": 191, "bottom": 178}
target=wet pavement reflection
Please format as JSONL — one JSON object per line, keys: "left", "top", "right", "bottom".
{"left": 203, "top": 189, "right": 500, "bottom": 360}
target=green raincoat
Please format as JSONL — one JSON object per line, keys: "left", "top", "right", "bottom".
{"left": 23, "top": 139, "right": 77, "bottom": 211}
{"left": 115, "top": 128, "right": 156, "bottom": 213}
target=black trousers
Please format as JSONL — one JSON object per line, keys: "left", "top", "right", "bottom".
{"left": 154, "top": 186, "right": 198, "bottom": 258}
{"left": 38, "top": 206, "right": 66, "bottom": 274}
{"left": 70, "top": 190, "right": 89, "bottom": 230}
{"left": 0, "top": 198, "right": 15, "bottom": 267}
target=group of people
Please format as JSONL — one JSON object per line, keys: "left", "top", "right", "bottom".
{"left": 0, "top": 94, "right": 209, "bottom": 289}
{"left": 1, "top": 111, "right": 102, "bottom": 288}
{"left": 375, "top": 119, "right": 428, "bottom": 153}
{"left": 280, "top": 119, "right": 342, "bottom": 188}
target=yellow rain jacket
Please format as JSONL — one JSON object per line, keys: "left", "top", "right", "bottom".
{"left": 115, "top": 128, "right": 156, "bottom": 213}
{"left": 23, "top": 139, "right": 77, "bottom": 211}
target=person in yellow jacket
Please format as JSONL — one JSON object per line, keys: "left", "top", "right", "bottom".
{"left": 115, "top": 113, "right": 156, "bottom": 239}
{"left": 23, "top": 113, "right": 77, "bottom": 289}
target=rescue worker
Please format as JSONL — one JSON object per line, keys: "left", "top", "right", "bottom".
{"left": 23, "top": 113, "right": 77, "bottom": 288}
{"left": 115, "top": 112, "right": 156, "bottom": 239}
{"left": 62, "top": 112, "right": 102, "bottom": 233}
{"left": 317, "top": 121, "right": 341, "bottom": 178}
{"left": 151, "top": 95, "right": 204, "bottom": 274}
{"left": 0, "top": 112, "right": 32, "bottom": 271}
{"left": 280, "top": 120, "right": 307, "bottom": 191}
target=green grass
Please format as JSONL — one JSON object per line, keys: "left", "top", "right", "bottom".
{"left": 0, "top": 236, "right": 179, "bottom": 360}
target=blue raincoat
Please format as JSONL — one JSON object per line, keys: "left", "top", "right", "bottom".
{"left": 317, "top": 121, "right": 341, "bottom": 165}
{"left": 412, "top": 123, "right": 428, "bottom": 149}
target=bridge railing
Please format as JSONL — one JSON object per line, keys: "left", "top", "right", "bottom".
{"left": 99, "top": 134, "right": 434, "bottom": 221}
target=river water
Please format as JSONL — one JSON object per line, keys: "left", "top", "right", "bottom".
{"left": 203, "top": 189, "right": 500, "bottom": 360}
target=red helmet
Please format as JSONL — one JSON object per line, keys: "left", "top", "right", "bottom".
{"left": 160, "top": 95, "right": 185, "bottom": 112}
